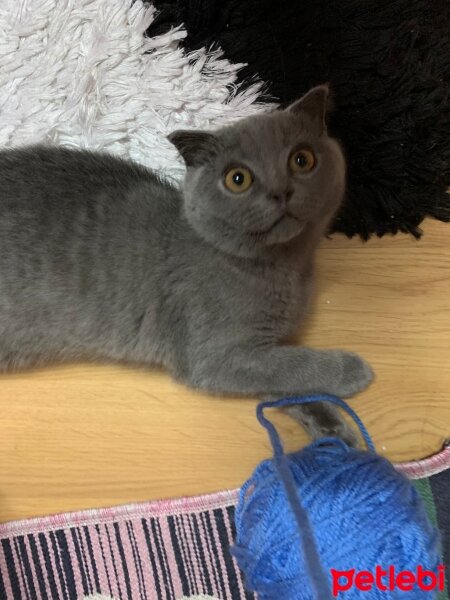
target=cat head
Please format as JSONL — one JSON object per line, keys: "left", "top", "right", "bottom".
{"left": 169, "top": 85, "right": 346, "bottom": 257}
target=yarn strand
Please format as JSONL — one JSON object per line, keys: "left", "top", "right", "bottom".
{"left": 256, "top": 408, "right": 332, "bottom": 599}
{"left": 255, "top": 394, "right": 376, "bottom": 599}
{"left": 257, "top": 394, "right": 376, "bottom": 451}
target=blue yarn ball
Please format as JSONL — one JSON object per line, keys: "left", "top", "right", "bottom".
{"left": 234, "top": 439, "right": 440, "bottom": 599}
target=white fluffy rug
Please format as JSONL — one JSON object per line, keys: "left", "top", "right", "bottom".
{"left": 0, "top": 0, "right": 272, "bottom": 183}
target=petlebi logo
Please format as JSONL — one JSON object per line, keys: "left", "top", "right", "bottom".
{"left": 331, "top": 565, "right": 446, "bottom": 596}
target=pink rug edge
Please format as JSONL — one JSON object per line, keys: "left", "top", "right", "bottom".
{"left": 2, "top": 441, "right": 449, "bottom": 540}
{"left": 0, "top": 488, "right": 240, "bottom": 540}
{"left": 395, "top": 439, "right": 450, "bottom": 480}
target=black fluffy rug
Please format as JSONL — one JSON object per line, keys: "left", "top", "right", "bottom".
{"left": 148, "top": 0, "right": 450, "bottom": 239}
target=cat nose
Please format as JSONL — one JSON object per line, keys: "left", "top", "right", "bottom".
{"left": 272, "top": 189, "right": 293, "bottom": 205}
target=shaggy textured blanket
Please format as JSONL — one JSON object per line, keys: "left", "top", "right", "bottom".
{"left": 0, "top": 0, "right": 268, "bottom": 184}
{"left": 149, "top": 0, "right": 450, "bottom": 239}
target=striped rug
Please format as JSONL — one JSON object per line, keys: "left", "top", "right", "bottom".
{"left": 0, "top": 444, "right": 449, "bottom": 600}
{"left": 0, "top": 490, "right": 251, "bottom": 600}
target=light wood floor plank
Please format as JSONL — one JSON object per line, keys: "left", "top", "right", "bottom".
{"left": 1, "top": 219, "right": 449, "bottom": 522}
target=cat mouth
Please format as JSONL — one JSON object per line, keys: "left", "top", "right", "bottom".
{"left": 248, "top": 213, "right": 304, "bottom": 237}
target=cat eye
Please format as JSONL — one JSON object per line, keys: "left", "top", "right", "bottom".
{"left": 223, "top": 167, "right": 254, "bottom": 193}
{"left": 289, "top": 148, "right": 316, "bottom": 174}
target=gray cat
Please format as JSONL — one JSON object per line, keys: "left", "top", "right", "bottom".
{"left": 0, "top": 85, "right": 372, "bottom": 442}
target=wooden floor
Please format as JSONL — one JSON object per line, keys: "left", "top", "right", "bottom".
{"left": 1, "top": 219, "right": 450, "bottom": 523}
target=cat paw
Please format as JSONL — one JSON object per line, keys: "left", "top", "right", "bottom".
{"left": 322, "top": 417, "right": 360, "bottom": 447}
{"left": 331, "top": 351, "right": 374, "bottom": 398}
{"left": 285, "top": 403, "right": 360, "bottom": 447}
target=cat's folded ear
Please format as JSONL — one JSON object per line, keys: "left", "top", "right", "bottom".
{"left": 168, "top": 130, "right": 219, "bottom": 168}
{"left": 286, "top": 84, "right": 333, "bottom": 134}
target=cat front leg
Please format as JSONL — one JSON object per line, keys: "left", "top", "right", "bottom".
{"left": 184, "top": 345, "right": 373, "bottom": 399}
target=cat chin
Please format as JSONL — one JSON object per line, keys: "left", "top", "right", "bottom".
{"left": 260, "top": 216, "right": 306, "bottom": 246}
{"left": 188, "top": 213, "right": 306, "bottom": 257}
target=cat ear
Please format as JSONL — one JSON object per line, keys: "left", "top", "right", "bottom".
{"left": 286, "top": 84, "right": 332, "bottom": 133}
{"left": 168, "top": 130, "right": 219, "bottom": 167}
